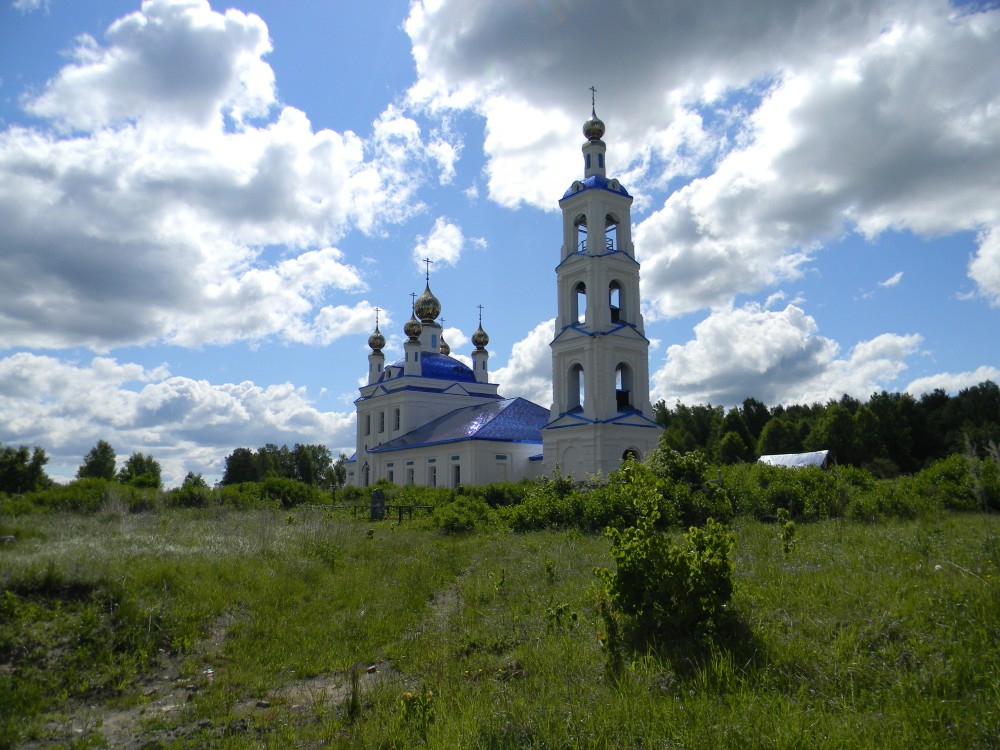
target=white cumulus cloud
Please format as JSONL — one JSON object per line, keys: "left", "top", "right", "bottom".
{"left": 0, "top": 352, "right": 354, "bottom": 486}
{"left": 651, "top": 304, "right": 922, "bottom": 406}
{"left": 413, "top": 216, "right": 465, "bottom": 268}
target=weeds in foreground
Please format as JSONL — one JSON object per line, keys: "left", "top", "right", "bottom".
{"left": 1, "top": 509, "right": 997, "bottom": 748}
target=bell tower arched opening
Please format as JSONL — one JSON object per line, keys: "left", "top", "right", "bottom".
{"left": 605, "top": 214, "right": 619, "bottom": 253}
{"left": 615, "top": 362, "right": 634, "bottom": 411}
{"left": 567, "top": 364, "right": 585, "bottom": 412}
{"left": 575, "top": 214, "right": 587, "bottom": 254}
{"left": 609, "top": 280, "right": 623, "bottom": 323}
{"left": 573, "top": 281, "right": 587, "bottom": 325}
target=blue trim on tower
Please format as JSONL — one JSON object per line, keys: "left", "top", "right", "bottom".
{"left": 555, "top": 247, "right": 639, "bottom": 270}
{"left": 559, "top": 174, "right": 632, "bottom": 201}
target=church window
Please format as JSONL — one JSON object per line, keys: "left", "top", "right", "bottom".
{"left": 364, "top": 414, "right": 371, "bottom": 436}
{"left": 598, "top": 153, "right": 604, "bottom": 168}
{"left": 406, "top": 468, "right": 414, "bottom": 485}
{"left": 379, "top": 412, "right": 385, "bottom": 433}
{"left": 431, "top": 334, "right": 437, "bottom": 350}
{"left": 393, "top": 408, "right": 400, "bottom": 430}
{"left": 585, "top": 153, "right": 591, "bottom": 169}
{"left": 428, "top": 466, "right": 437, "bottom": 487}
{"left": 615, "top": 363, "right": 634, "bottom": 411}
{"left": 609, "top": 281, "right": 622, "bottom": 323}
{"left": 568, "top": 364, "right": 585, "bottom": 411}
{"left": 452, "top": 464, "right": 461, "bottom": 487}
{"left": 387, "top": 470, "right": 394, "bottom": 484}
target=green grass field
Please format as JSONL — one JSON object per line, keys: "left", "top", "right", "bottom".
{"left": 2, "top": 507, "right": 998, "bottom": 748}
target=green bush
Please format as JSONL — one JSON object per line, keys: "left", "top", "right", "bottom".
{"left": 27, "top": 478, "right": 113, "bottom": 513}
{"left": 433, "top": 496, "right": 493, "bottom": 534}
{"left": 646, "top": 448, "right": 733, "bottom": 525}
{"left": 979, "top": 454, "right": 1000, "bottom": 511}
{"left": 216, "top": 482, "right": 278, "bottom": 510}
{"left": 723, "top": 463, "right": 878, "bottom": 521}
{"left": 597, "top": 480, "right": 735, "bottom": 642}
{"left": 912, "top": 454, "right": 978, "bottom": 511}
{"left": 260, "top": 476, "right": 328, "bottom": 508}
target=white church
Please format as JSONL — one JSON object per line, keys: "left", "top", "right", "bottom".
{"left": 346, "top": 104, "right": 662, "bottom": 488}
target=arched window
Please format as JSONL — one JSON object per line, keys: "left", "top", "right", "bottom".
{"left": 573, "top": 281, "right": 587, "bottom": 325}
{"left": 568, "top": 364, "right": 585, "bottom": 412}
{"left": 605, "top": 214, "right": 619, "bottom": 252}
{"left": 575, "top": 214, "right": 588, "bottom": 253}
{"left": 609, "top": 280, "right": 623, "bottom": 323}
{"left": 622, "top": 448, "right": 640, "bottom": 462}
{"left": 615, "top": 363, "right": 634, "bottom": 411}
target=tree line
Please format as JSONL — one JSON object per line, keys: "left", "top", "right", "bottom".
{"left": 654, "top": 380, "right": 1000, "bottom": 475}
{"left": 220, "top": 444, "right": 347, "bottom": 489}
{"left": 0, "top": 438, "right": 170, "bottom": 496}
{"left": 0, "top": 439, "right": 347, "bottom": 496}
{"left": 3, "top": 380, "right": 997, "bottom": 496}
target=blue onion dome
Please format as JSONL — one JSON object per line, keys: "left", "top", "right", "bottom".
{"left": 414, "top": 282, "right": 441, "bottom": 324}
{"left": 403, "top": 310, "right": 422, "bottom": 339}
{"left": 439, "top": 330, "right": 451, "bottom": 355}
{"left": 368, "top": 323, "right": 385, "bottom": 352}
{"left": 472, "top": 323, "right": 489, "bottom": 350}
{"left": 583, "top": 106, "right": 605, "bottom": 141}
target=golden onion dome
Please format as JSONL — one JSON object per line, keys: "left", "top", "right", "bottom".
{"left": 414, "top": 282, "right": 441, "bottom": 323}
{"left": 472, "top": 323, "right": 489, "bottom": 350}
{"left": 367, "top": 324, "right": 385, "bottom": 352}
{"left": 403, "top": 310, "right": 422, "bottom": 339}
{"left": 583, "top": 106, "right": 605, "bottom": 141}
{"left": 439, "top": 331, "right": 451, "bottom": 355}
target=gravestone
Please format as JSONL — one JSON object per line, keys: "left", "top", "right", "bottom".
{"left": 370, "top": 488, "right": 385, "bottom": 521}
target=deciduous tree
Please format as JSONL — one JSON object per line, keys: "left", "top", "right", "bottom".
{"left": 77, "top": 440, "right": 116, "bottom": 481}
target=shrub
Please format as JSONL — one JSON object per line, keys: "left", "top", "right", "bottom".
{"left": 912, "top": 454, "right": 978, "bottom": 511}
{"left": 261, "top": 476, "right": 327, "bottom": 508}
{"left": 724, "top": 463, "right": 878, "bottom": 521}
{"left": 433, "top": 496, "right": 493, "bottom": 534}
{"left": 596, "top": 459, "right": 734, "bottom": 642}
{"left": 598, "top": 513, "right": 736, "bottom": 642}
{"left": 646, "top": 449, "right": 733, "bottom": 525}
{"left": 216, "top": 482, "right": 278, "bottom": 510}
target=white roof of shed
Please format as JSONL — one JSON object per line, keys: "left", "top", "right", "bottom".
{"left": 757, "top": 450, "right": 830, "bottom": 468}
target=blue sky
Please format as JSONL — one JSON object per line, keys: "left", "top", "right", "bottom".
{"left": 1, "top": 0, "right": 998, "bottom": 485}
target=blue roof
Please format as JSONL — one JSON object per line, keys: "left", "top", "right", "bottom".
{"left": 560, "top": 174, "right": 632, "bottom": 200}
{"left": 370, "top": 397, "right": 548, "bottom": 453}
{"left": 384, "top": 352, "right": 476, "bottom": 383}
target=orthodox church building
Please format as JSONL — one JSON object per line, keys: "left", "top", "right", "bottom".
{"left": 346, "top": 104, "right": 661, "bottom": 488}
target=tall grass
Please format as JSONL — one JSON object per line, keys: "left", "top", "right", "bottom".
{"left": 1, "top": 508, "right": 997, "bottom": 748}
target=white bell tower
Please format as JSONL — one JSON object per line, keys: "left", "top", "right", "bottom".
{"left": 542, "top": 95, "right": 662, "bottom": 478}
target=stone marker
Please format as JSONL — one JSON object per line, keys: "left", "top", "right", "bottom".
{"left": 370, "top": 488, "right": 385, "bottom": 522}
